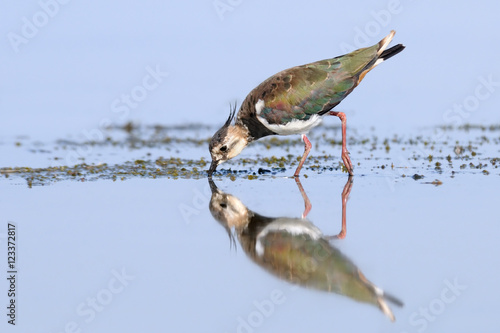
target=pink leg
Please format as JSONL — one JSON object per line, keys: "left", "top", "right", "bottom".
{"left": 337, "top": 175, "right": 353, "bottom": 239}
{"left": 326, "top": 175, "right": 353, "bottom": 240}
{"left": 328, "top": 111, "right": 353, "bottom": 175}
{"left": 294, "top": 134, "right": 312, "bottom": 177}
{"left": 294, "top": 177, "right": 312, "bottom": 218}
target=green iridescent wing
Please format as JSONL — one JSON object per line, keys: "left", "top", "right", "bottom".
{"left": 252, "top": 43, "right": 381, "bottom": 125}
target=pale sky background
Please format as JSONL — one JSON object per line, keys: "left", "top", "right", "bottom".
{"left": 1, "top": 3, "right": 500, "bottom": 332}
{"left": 1, "top": 1, "right": 499, "bottom": 139}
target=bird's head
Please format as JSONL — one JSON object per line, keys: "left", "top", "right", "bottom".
{"left": 208, "top": 106, "right": 248, "bottom": 176}
{"left": 208, "top": 178, "right": 250, "bottom": 230}
{"left": 208, "top": 178, "right": 251, "bottom": 248}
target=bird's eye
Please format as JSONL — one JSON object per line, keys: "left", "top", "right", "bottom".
{"left": 220, "top": 203, "right": 227, "bottom": 208}
{"left": 220, "top": 146, "right": 227, "bottom": 152}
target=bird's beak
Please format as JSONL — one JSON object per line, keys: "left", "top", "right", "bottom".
{"left": 208, "top": 177, "right": 219, "bottom": 194}
{"left": 208, "top": 159, "right": 219, "bottom": 177}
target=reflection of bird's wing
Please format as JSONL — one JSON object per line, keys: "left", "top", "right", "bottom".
{"left": 250, "top": 217, "right": 402, "bottom": 321}
{"left": 255, "top": 218, "right": 322, "bottom": 256}
{"left": 358, "top": 271, "right": 403, "bottom": 322}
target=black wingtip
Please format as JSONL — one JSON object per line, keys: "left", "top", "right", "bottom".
{"left": 380, "top": 44, "right": 405, "bottom": 61}
{"left": 383, "top": 291, "right": 404, "bottom": 307}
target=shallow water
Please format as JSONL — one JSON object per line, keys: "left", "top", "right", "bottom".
{"left": 1, "top": 124, "right": 499, "bottom": 332}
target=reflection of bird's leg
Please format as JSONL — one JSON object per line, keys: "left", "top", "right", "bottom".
{"left": 338, "top": 175, "right": 353, "bottom": 239}
{"left": 326, "top": 175, "right": 353, "bottom": 239}
{"left": 294, "top": 177, "right": 311, "bottom": 219}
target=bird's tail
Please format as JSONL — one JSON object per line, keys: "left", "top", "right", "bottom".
{"left": 380, "top": 44, "right": 405, "bottom": 61}
{"left": 356, "top": 30, "right": 405, "bottom": 84}
{"left": 374, "top": 30, "right": 405, "bottom": 65}
{"left": 373, "top": 286, "right": 404, "bottom": 322}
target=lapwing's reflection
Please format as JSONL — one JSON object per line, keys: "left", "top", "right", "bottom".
{"left": 209, "top": 177, "right": 403, "bottom": 321}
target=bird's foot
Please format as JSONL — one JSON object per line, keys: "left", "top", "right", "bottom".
{"left": 341, "top": 149, "right": 354, "bottom": 175}
{"left": 325, "top": 230, "right": 346, "bottom": 240}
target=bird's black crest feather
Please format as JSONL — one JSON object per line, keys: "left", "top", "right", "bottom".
{"left": 225, "top": 102, "right": 237, "bottom": 127}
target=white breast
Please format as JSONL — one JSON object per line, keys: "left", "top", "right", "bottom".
{"left": 255, "top": 99, "right": 324, "bottom": 135}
